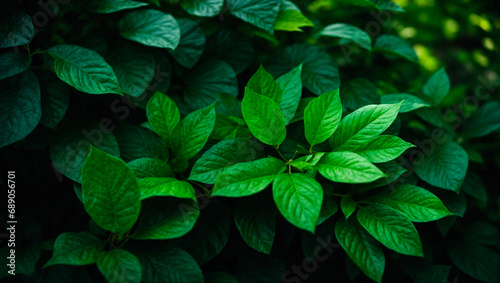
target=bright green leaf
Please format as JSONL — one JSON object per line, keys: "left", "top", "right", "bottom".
{"left": 304, "top": 89, "right": 342, "bottom": 146}
{"left": 365, "top": 185, "right": 452, "bottom": 222}
{"left": 276, "top": 64, "right": 302, "bottom": 124}
{"left": 274, "top": 1, "right": 314, "bottom": 32}
{"left": 423, "top": 68, "right": 450, "bottom": 105}
{"left": 317, "top": 152, "right": 386, "bottom": 183}
{"left": 346, "top": 135, "right": 414, "bottom": 163}
{"left": 357, "top": 204, "right": 423, "bottom": 257}
{"left": 247, "top": 65, "right": 282, "bottom": 103}
{"left": 329, "top": 102, "right": 402, "bottom": 151}
{"left": 341, "top": 197, "right": 357, "bottom": 219}
{"left": 381, "top": 93, "right": 430, "bottom": 113}
{"left": 213, "top": 157, "right": 286, "bottom": 197}
{"left": 272, "top": 173, "right": 323, "bottom": 233}
{"left": 146, "top": 91, "right": 180, "bottom": 145}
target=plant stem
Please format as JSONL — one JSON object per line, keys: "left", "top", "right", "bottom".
{"left": 275, "top": 144, "right": 287, "bottom": 162}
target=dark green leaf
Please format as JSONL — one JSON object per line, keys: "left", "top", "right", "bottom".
{"left": 146, "top": 91, "right": 180, "bottom": 145}
{"left": 341, "top": 197, "right": 356, "bottom": 219}
{"left": 320, "top": 23, "right": 371, "bottom": 51}
{"left": 414, "top": 141, "right": 468, "bottom": 193}
{"left": 374, "top": 35, "right": 418, "bottom": 63}
{"left": 340, "top": 79, "right": 380, "bottom": 110}
{"left": 226, "top": 0, "right": 282, "bottom": 34}
{"left": 39, "top": 72, "right": 70, "bottom": 129}
{"left": 448, "top": 240, "right": 500, "bottom": 283}
{"left": 44, "top": 232, "right": 104, "bottom": 267}
{"left": 0, "top": 11, "right": 34, "bottom": 48}
{"left": 96, "top": 250, "right": 141, "bottom": 283}
{"left": 109, "top": 43, "right": 155, "bottom": 97}
{"left": 335, "top": 217, "right": 385, "bottom": 283}
{"left": 169, "top": 18, "right": 205, "bottom": 68}
{"left": 266, "top": 43, "right": 340, "bottom": 96}
{"left": 0, "top": 51, "right": 31, "bottom": 80}
{"left": 276, "top": 64, "right": 302, "bottom": 124}
{"left": 423, "top": 68, "right": 450, "bottom": 105}
{"left": 184, "top": 60, "right": 238, "bottom": 109}
{"left": 118, "top": 9, "right": 180, "bottom": 49}
{"left": 114, "top": 124, "right": 168, "bottom": 162}
{"left": 414, "top": 265, "right": 451, "bottom": 283}
{"left": 189, "top": 138, "right": 264, "bottom": 184}
{"left": 180, "top": 0, "right": 223, "bottom": 17}
{"left": 381, "top": 93, "right": 430, "bottom": 113}
{"left": 48, "top": 45, "right": 121, "bottom": 95}
{"left": 95, "top": 0, "right": 148, "bottom": 13}
{"left": 127, "top": 157, "right": 174, "bottom": 179}
{"left": 0, "top": 70, "right": 41, "bottom": 148}
{"left": 241, "top": 88, "right": 287, "bottom": 145}
{"left": 247, "top": 65, "right": 282, "bottom": 102}
{"left": 462, "top": 101, "right": 500, "bottom": 138}
{"left": 235, "top": 198, "right": 275, "bottom": 254}
{"left": 205, "top": 30, "right": 254, "bottom": 74}
{"left": 82, "top": 147, "right": 141, "bottom": 234}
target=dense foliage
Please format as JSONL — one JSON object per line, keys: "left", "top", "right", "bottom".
{"left": 1, "top": 0, "right": 499, "bottom": 282}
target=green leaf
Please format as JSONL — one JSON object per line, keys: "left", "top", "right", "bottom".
{"left": 448, "top": 240, "right": 500, "bottom": 283}
{"left": 423, "top": 68, "right": 450, "bottom": 105}
{"left": 47, "top": 45, "right": 121, "bottom": 95}
{"left": 50, "top": 122, "right": 120, "bottom": 182}
{"left": 180, "top": 0, "right": 223, "bottom": 17}
{"left": 317, "top": 152, "right": 386, "bottom": 183}
{"left": 357, "top": 204, "right": 423, "bottom": 257}
{"left": 184, "top": 60, "right": 238, "bottom": 109}
{"left": 39, "top": 72, "right": 70, "bottom": 129}
{"left": 118, "top": 9, "right": 180, "bottom": 49}
{"left": 381, "top": 93, "right": 430, "bottom": 113}
{"left": 132, "top": 198, "right": 199, "bottom": 240}
{"left": 169, "top": 18, "right": 205, "bottom": 68}
{"left": 272, "top": 173, "right": 323, "bottom": 233}
{"left": 274, "top": 1, "right": 314, "bottom": 32}
{"left": 347, "top": 0, "right": 404, "bottom": 12}
{"left": 353, "top": 161, "right": 407, "bottom": 192}
{"left": 0, "top": 70, "right": 41, "bottom": 148}
{"left": 317, "top": 197, "right": 338, "bottom": 225}
{"left": 138, "top": 177, "right": 196, "bottom": 200}
{"left": 266, "top": 43, "right": 340, "bottom": 96}
{"left": 189, "top": 138, "right": 264, "bottom": 184}
{"left": 329, "top": 102, "right": 402, "bottom": 151}
{"left": 213, "top": 157, "right": 286, "bottom": 197}
{"left": 205, "top": 30, "right": 254, "bottom": 74}
{"left": 226, "top": 0, "right": 282, "bottom": 34}
{"left": 0, "top": 11, "right": 34, "bottom": 48}
{"left": 241, "top": 88, "right": 287, "bottom": 145}
{"left": 132, "top": 245, "right": 204, "bottom": 283}
{"left": 276, "top": 64, "right": 303, "bottom": 124}
{"left": 247, "top": 65, "right": 282, "bottom": 103}
{"left": 114, "top": 124, "right": 168, "bottom": 162}
{"left": 341, "top": 197, "right": 357, "bottom": 219}
{"left": 335, "top": 217, "right": 385, "bottom": 283}
{"left": 44, "top": 232, "right": 104, "bottom": 268}
{"left": 170, "top": 201, "right": 230, "bottom": 264}
{"left": 171, "top": 103, "right": 216, "bottom": 162}
{"left": 462, "top": 101, "right": 500, "bottom": 138}
{"left": 108, "top": 44, "right": 155, "bottom": 97}
{"left": 319, "top": 23, "right": 371, "bottom": 51}
{"left": 146, "top": 91, "right": 180, "bottom": 145}
{"left": 304, "top": 89, "right": 342, "bottom": 146}
{"left": 365, "top": 185, "right": 452, "bottom": 222}
{"left": 82, "top": 147, "right": 141, "bottom": 234}
{"left": 95, "top": 0, "right": 149, "bottom": 13}
{"left": 347, "top": 135, "right": 414, "bottom": 163}
{"left": 374, "top": 35, "right": 418, "bottom": 63}
{"left": 235, "top": 198, "right": 275, "bottom": 254}
{"left": 128, "top": 157, "right": 174, "bottom": 179}
{"left": 414, "top": 265, "right": 451, "bottom": 283}
{"left": 0, "top": 51, "right": 31, "bottom": 80}
{"left": 96, "top": 250, "right": 141, "bottom": 283}
{"left": 414, "top": 141, "right": 468, "bottom": 193}
{"left": 340, "top": 79, "right": 380, "bottom": 110}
